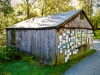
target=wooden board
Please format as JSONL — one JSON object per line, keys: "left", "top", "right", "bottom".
{"left": 64, "top": 13, "right": 92, "bottom": 29}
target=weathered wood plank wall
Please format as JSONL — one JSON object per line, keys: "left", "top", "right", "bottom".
{"left": 64, "top": 13, "right": 92, "bottom": 29}
{"left": 7, "top": 30, "right": 11, "bottom": 46}
{"left": 56, "top": 13, "right": 93, "bottom": 64}
{"left": 7, "top": 29, "right": 57, "bottom": 65}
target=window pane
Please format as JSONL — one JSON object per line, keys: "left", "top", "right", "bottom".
{"left": 10, "top": 30, "right": 16, "bottom": 45}
{"left": 80, "top": 12, "right": 84, "bottom": 20}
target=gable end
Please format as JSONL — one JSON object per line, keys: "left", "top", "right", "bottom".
{"left": 57, "top": 10, "right": 93, "bottom": 30}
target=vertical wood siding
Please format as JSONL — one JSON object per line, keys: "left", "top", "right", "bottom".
{"left": 7, "top": 30, "right": 11, "bottom": 46}
{"left": 63, "top": 13, "right": 92, "bottom": 29}
{"left": 7, "top": 29, "right": 56, "bottom": 65}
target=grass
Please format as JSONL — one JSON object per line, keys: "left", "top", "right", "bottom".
{"left": 0, "top": 49, "right": 96, "bottom": 75}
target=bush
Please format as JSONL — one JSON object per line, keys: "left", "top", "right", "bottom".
{"left": 0, "top": 46, "right": 21, "bottom": 61}
{"left": 94, "top": 30, "right": 100, "bottom": 39}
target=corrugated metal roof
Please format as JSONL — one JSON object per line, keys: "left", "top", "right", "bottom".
{"left": 7, "top": 9, "right": 82, "bottom": 29}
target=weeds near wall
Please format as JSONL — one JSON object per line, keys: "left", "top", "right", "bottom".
{"left": 0, "top": 46, "right": 21, "bottom": 61}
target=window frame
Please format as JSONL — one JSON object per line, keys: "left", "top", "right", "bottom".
{"left": 10, "top": 30, "right": 16, "bottom": 45}
{"left": 80, "top": 12, "right": 84, "bottom": 20}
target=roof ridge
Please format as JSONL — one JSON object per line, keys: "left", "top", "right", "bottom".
{"left": 7, "top": 9, "right": 91, "bottom": 29}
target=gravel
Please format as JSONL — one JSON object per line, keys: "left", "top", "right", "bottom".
{"left": 63, "top": 40, "right": 100, "bottom": 75}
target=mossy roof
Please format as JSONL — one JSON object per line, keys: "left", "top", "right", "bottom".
{"left": 7, "top": 9, "right": 93, "bottom": 29}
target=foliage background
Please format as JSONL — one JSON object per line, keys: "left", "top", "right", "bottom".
{"left": 0, "top": 0, "right": 100, "bottom": 46}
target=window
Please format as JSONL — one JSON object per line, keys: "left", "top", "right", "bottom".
{"left": 80, "top": 12, "right": 84, "bottom": 20}
{"left": 10, "top": 30, "right": 16, "bottom": 45}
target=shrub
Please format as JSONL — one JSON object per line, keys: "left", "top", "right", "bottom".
{"left": 0, "top": 46, "right": 21, "bottom": 61}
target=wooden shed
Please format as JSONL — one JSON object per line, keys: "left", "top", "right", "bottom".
{"left": 6, "top": 9, "right": 94, "bottom": 65}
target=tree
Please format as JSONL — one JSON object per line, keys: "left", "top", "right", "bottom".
{"left": 0, "top": 0, "right": 14, "bottom": 27}
{"left": 36, "top": 0, "right": 73, "bottom": 16}
{"left": 22, "top": 0, "right": 37, "bottom": 19}
{"left": 92, "top": 9, "right": 100, "bottom": 29}
{"left": 78, "top": 0, "right": 94, "bottom": 19}
{"left": 0, "top": 0, "right": 15, "bottom": 45}
{"left": 95, "top": 0, "right": 100, "bottom": 8}
{"left": 0, "top": 0, "right": 13, "bottom": 16}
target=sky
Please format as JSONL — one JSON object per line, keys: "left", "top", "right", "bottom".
{"left": 11, "top": 0, "right": 34, "bottom": 6}
{"left": 11, "top": 0, "right": 79, "bottom": 6}
{"left": 11, "top": 0, "right": 23, "bottom": 6}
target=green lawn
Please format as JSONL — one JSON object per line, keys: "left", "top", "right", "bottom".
{"left": 0, "top": 49, "right": 96, "bottom": 75}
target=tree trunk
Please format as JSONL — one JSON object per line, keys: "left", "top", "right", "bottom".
{"left": 27, "top": 1, "right": 30, "bottom": 19}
